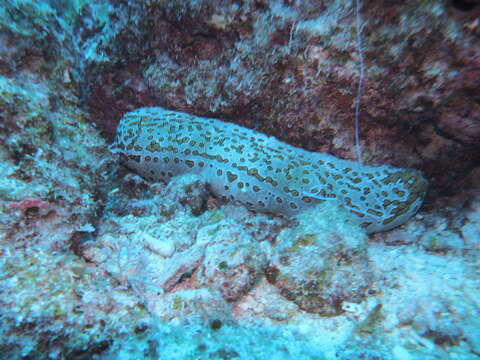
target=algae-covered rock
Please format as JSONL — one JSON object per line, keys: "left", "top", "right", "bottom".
{"left": 268, "top": 202, "right": 373, "bottom": 315}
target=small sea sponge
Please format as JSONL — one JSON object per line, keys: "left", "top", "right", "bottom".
{"left": 112, "top": 107, "right": 428, "bottom": 233}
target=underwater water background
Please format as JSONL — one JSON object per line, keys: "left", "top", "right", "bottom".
{"left": 0, "top": 0, "right": 479, "bottom": 359}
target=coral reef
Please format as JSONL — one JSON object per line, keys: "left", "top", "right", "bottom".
{"left": 267, "top": 203, "right": 372, "bottom": 315}
{"left": 0, "top": 0, "right": 479, "bottom": 359}
{"left": 83, "top": 0, "right": 480, "bottom": 200}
